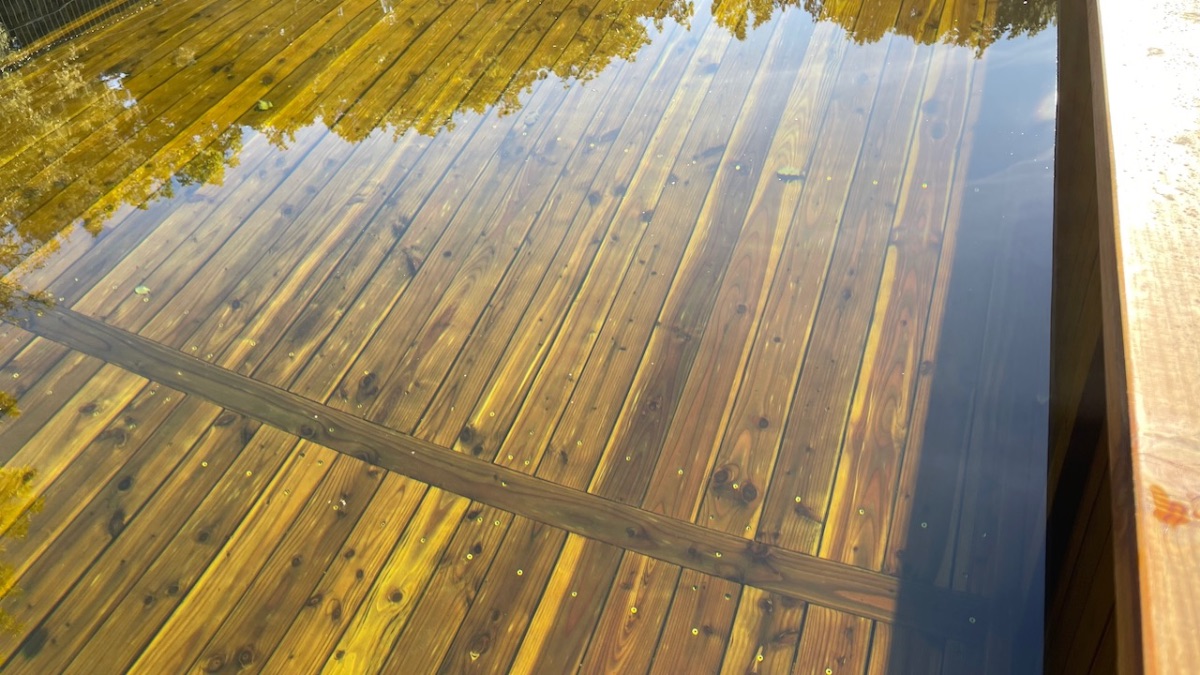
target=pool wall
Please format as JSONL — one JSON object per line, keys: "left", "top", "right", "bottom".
{"left": 1050, "top": 0, "right": 1200, "bottom": 672}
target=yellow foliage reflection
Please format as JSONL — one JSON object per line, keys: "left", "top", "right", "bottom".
{"left": 0, "top": 467, "right": 43, "bottom": 634}
{"left": 709, "top": 0, "right": 1054, "bottom": 48}
{"left": 0, "top": 0, "right": 1052, "bottom": 284}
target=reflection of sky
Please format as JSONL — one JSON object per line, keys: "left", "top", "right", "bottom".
{"left": 99, "top": 71, "right": 136, "bottom": 108}
{"left": 968, "top": 28, "right": 1056, "bottom": 182}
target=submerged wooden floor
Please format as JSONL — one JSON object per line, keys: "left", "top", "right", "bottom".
{"left": 0, "top": 0, "right": 1047, "bottom": 671}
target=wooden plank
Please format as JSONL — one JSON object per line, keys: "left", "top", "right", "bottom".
{"left": 78, "top": 440, "right": 344, "bottom": 672}
{"left": 330, "top": 0, "right": 645, "bottom": 432}
{"left": 940, "top": 139, "right": 1050, "bottom": 671}
{"left": 512, "top": 18, "right": 733, "bottom": 495}
{"left": 597, "top": 17, "right": 868, "bottom": 667}
{"left": 149, "top": 452, "right": 415, "bottom": 672}
{"left": 743, "top": 30, "right": 928, "bottom": 559}
{"left": 791, "top": 605, "right": 873, "bottom": 675}
{"left": 434, "top": 516, "right": 568, "bottom": 673}
{"left": 90, "top": 136, "right": 377, "bottom": 343}
{"left": 411, "top": 19, "right": 711, "bottom": 672}
{"left": 8, "top": 85, "right": 492, "bottom": 662}
{"left": 508, "top": 535, "right": 624, "bottom": 674}
{"left": 251, "top": 83, "right": 565, "bottom": 394}
{"left": 50, "top": 70, "right": 561, "bottom": 667}
{"left": 403, "top": 0, "right": 582, "bottom": 133}
{"left": 819, "top": 43, "right": 975, "bottom": 570}
{"left": 0, "top": 362, "right": 146, "bottom": 524}
{"left": 5, "top": 301, "right": 988, "bottom": 641}
{"left": 30, "top": 426, "right": 303, "bottom": 674}
{"left": 1049, "top": 0, "right": 1103, "bottom": 528}
{"left": 1048, "top": 428, "right": 1110, "bottom": 656}
{"left": 0, "top": 0, "right": 136, "bottom": 70}
{"left": 0, "top": 389, "right": 213, "bottom": 593}
{"left": 0, "top": 347, "right": 121, "bottom": 461}
{"left": 1059, "top": 533, "right": 1114, "bottom": 675}
{"left": 867, "top": 623, "right": 945, "bottom": 675}
{"left": 0, "top": 131, "right": 337, "bottom": 460}
{"left": 256, "top": 1, "right": 451, "bottom": 141}
{"left": 0, "top": 379, "right": 184, "bottom": 577}
{"left": 0, "top": 0, "right": 253, "bottom": 174}
{"left": 17, "top": 0, "right": 371, "bottom": 240}
{"left": 948, "top": 169, "right": 1050, "bottom": 603}
{"left": 331, "top": 22, "right": 624, "bottom": 434}
{"left": 85, "top": 81, "right": 556, "bottom": 667}
{"left": 0, "top": 126, "right": 328, "bottom": 456}
{"left": 581, "top": 553, "right": 681, "bottom": 673}
{"left": 879, "top": 66, "right": 995, "bottom": 589}
{"left": 1084, "top": 610, "right": 1118, "bottom": 675}
{"left": 212, "top": 27, "right": 700, "bottom": 653}
{"left": 324, "top": 494, "right": 508, "bottom": 672}
{"left": 488, "top": 0, "right": 630, "bottom": 111}
{"left": 3, "top": 0, "right": 288, "bottom": 222}
{"left": 345, "top": 19, "right": 722, "bottom": 672}
{"left": 649, "top": 570, "right": 741, "bottom": 674}
{"left": 718, "top": 587, "right": 805, "bottom": 675}
{"left": 0, "top": 0, "right": 229, "bottom": 100}
{"left": 0, "top": 406, "right": 263, "bottom": 669}
{"left": 261, "top": 474, "right": 432, "bottom": 670}
{"left": 335, "top": 0, "right": 548, "bottom": 140}
{"left": 1089, "top": 0, "right": 1200, "bottom": 671}
{"left": 423, "top": 14, "right": 789, "bottom": 672}
{"left": 595, "top": 8, "right": 818, "bottom": 513}
{"left": 0, "top": 129, "right": 276, "bottom": 313}
{"left": 0, "top": 0, "right": 240, "bottom": 172}
{"left": 0, "top": 393, "right": 217, "bottom": 645}
{"left": 693, "top": 27, "right": 916, "bottom": 540}
{"left": 427, "top": 18, "right": 703, "bottom": 464}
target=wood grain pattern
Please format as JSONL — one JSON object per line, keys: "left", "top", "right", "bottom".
{"left": 436, "top": 16, "right": 778, "bottom": 672}
{"left": 791, "top": 605, "right": 872, "bottom": 675}
{"left": 649, "top": 569, "right": 742, "bottom": 673}
{"left": 0, "top": 0, "right": 1050, "bottom": 669}
{"left": 5, "top": 300, "right": 987, "bottom": 642}
{"left": 1089, "top": 0, "right": 1200, "bottom": 671}
{"left": 0, "top": 406, "right": 263, "bottom": 670}
{"left": 582, "top": 553, "right": 681, "bottom": 673}
{"left": 719, "top": 586, "right": 805, "bottom": 675}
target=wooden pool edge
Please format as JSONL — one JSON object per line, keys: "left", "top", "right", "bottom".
{"left": 1052, "top": 0, "right": 1200, "bottom": 672}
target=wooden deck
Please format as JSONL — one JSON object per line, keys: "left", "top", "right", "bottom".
{"left": 0, "top": 0, "right": 1050, "bottom": 672}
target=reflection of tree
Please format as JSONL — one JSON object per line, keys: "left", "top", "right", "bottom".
{"left": 0, "top": 392, "right": 16, "bottom": 419}
{"left": 706, "top": 0, "right": 1055, "bottom": 51}
{"left": 782, "top": 0, "right": 1054, "bottom": 52}
{"left": 0, "top": 246, "right": 51, "bottom": 636}
{"left": 327, "top": 0, "right": 694, "bottom": 139}
{"left": 3, "top": 0, "right": 697, "bottom": 247}
{"left": 0, "top": 466, "right": 43, "bottom": 633}
{"left": 714, "top": 0, "right": 793, "bottom": 40}
{"left": 990, "top": 0, "right": 1055, "bottom": 44}
{"left": 1, "top": 42, "right": 132, "bottom": 272}
{"left": 0, "top": 0, "right": 1053, "bottom": 278}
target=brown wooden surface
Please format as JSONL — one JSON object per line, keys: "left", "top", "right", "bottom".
{"left": 0, "top": 0, "right": 1052, "bottom": 670}
{"left": 5, "top": 301, "right": 988, "bottom": 642}
{"left": 1089, "top": 0, "right": 1200, "bottom": 671}
{"left": 1047, "top": 0, "right": 1116, "bottom": 670}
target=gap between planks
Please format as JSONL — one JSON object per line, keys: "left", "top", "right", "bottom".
{"left": 4, "top": 299, "right": 990, "bottom": 643}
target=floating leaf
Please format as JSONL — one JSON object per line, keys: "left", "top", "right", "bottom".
{"left": 255, "top": 99, "right": 273, "bottom": 111}
{"left": 775, "top": 166, "right": 804, "bottom": 182}
{"left": 134, "top": 284, "right": 150, "bottom": 295}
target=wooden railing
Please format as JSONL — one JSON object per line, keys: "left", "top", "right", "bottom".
{"left": 1052, "top": 0, "right": 1200, "bottom": 672}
